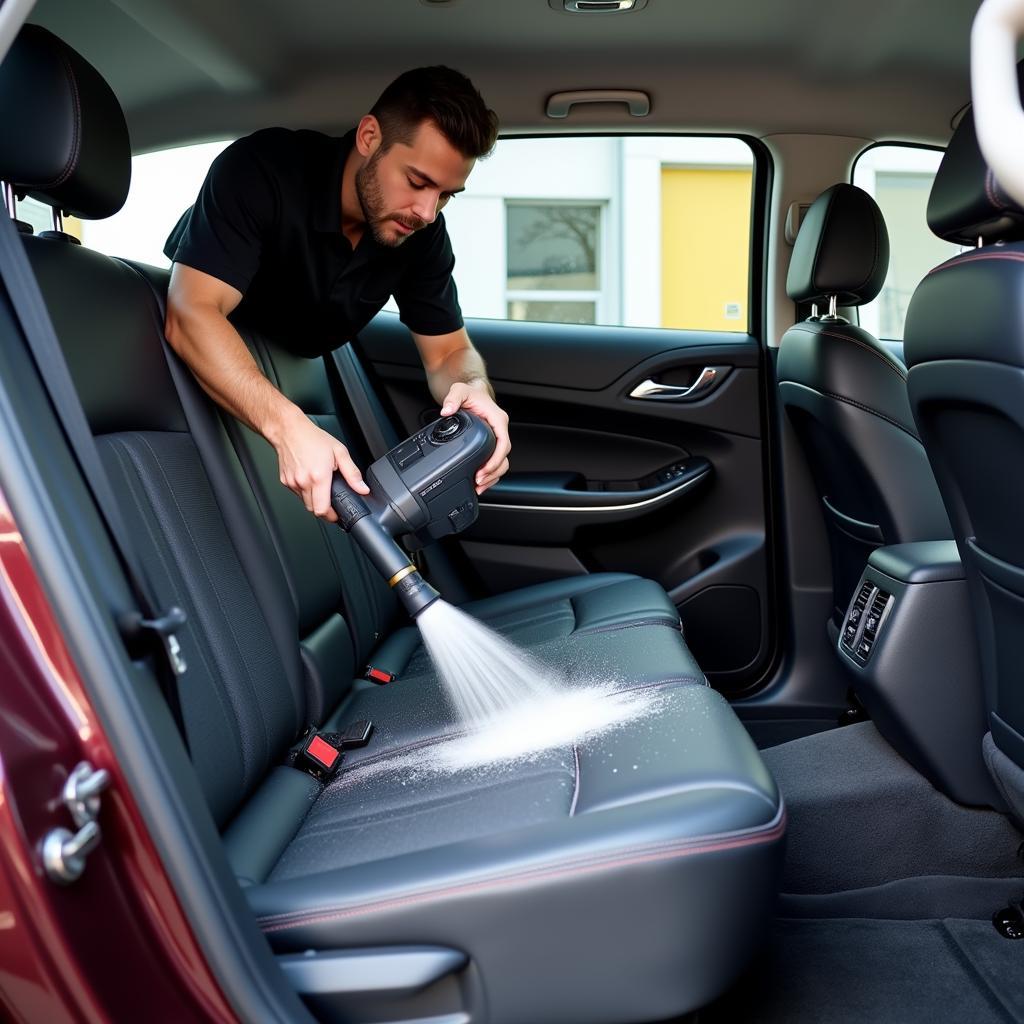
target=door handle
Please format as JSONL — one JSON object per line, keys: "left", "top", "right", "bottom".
{"left": 629, "top": 366, "right": 729, "bottom": 401}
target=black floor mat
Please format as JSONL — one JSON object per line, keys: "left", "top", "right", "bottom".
{"left": 702, "top": 918, "right": 1024, "bottom": 1024}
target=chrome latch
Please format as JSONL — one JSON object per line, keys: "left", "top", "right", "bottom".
{"left": 42, "top": 761, "right": 110, "bottom": 885}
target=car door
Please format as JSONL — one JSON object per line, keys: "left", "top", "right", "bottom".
{"left": 357, "top": 134, "right": 775, "bottom": 695}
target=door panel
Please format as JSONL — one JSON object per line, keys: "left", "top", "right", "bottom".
{"left": 357, "top": 312, "right": 771, "bottom": 693}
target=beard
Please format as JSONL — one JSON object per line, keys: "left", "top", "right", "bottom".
{"left": 355, "top": 151, "right": 426, "bottom": 247}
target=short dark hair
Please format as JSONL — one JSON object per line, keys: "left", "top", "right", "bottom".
{"left": 370, "top": 66, "right": 498, "bottom": 159}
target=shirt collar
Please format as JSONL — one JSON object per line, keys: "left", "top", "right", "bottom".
{"left": 313, "top": 128, "right": 356, "bottom": 234}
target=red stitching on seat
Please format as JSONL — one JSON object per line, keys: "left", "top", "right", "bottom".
{"left": 258, "top": 810, "right": 787, "bottom": 933}
{"left": 787, "top": 325, "right": 907, "bottom": 380}
{"left": 927, "top": 252, "right": 1024, "bottom": 276}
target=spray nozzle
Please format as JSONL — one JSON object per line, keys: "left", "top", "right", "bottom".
{"left": 331, "top": 472, "right": 439, "bottom": 619}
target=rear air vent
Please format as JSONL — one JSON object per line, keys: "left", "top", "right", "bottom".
{"left": 549, "top": 0, "right": 649, "bottom": 12}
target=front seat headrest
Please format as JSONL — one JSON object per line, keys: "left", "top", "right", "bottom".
{"left": 927, "top": 65, "right": 1024, "bottom": 247}
{"left": 0, "top": 24, "right": 130, "bottom": 219}
{"left": 786, "top": 183, "right": 889, "bottom": 306}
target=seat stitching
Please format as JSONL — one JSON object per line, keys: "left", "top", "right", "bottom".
{"left": 257, "top": 808, "right": 787, "bottom": 933}
{"left": 36, "top": 47, "right": 82, "bottom": 191}
{"left": 985, "top": 168, "right": 1012, "bottom": 213}
{"left": 787, "top": 325, "right": 907, "bottom": 380}
{"left": 569, "top": 744, "right": 581, "bottom": 817}
{"left": 927, "top": 252, "right": 1024, "bottom": 276}
{"left": 327, "top": 676, "right": 707, "bottom": 782}
{"left": 814, "top": 388, "right": 922, "bottom": 443}
{"left": 572, "top": 616, "right": 682, "bottom": 636}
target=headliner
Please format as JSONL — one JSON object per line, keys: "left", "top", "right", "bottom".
{"left": 28, "top": 0, "right": 983, "bottom": 153}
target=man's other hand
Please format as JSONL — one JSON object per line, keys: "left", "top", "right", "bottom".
{"left": 440, "top": 382, "right": 511, "bottom": 494}
{"left": 272, "top": 409, "right": 369, "bottom": 521}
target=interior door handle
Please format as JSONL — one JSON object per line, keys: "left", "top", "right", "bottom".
{"left": 629, "top": 366, "right": 729, "bottom": 401}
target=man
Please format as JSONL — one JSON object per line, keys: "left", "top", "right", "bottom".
{"left": 163, "top": 66, "right": 509, "bottom": 521}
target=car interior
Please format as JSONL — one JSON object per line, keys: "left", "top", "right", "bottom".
{"left": 1, "top": 0, "right": 1024, "bottom": 1021}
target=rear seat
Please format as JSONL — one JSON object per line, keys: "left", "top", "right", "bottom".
{"left": 3, "top": 25, "right": 785, "bottom": 1023}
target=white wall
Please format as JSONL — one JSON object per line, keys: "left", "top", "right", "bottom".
{"left": 75, "top": 132, "right": 943, "bottom": 338}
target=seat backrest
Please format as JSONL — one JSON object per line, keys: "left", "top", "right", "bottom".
{"left": 778, "top": 183, "right": 951, "bottom": 624}
{"left": 904, "top": 83, "right": 1024, "bottom": 803}
{"left": 0, "top": 25, "right": 316, "bottom": 827}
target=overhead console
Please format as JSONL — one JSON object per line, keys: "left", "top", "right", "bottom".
{"left": 837, "top": 541, "right": 1000, "bottom": 808}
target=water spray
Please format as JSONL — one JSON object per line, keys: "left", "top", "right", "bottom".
{"left": 331, "top": 411, "right": 495, "bottom": 619}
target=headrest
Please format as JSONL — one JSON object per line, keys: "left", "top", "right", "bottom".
{"left": 786, "top": 184, "right": 889, "bottom": 306}
{"left": 927, "top": 66, "right": 1024, "bottom": 246}
{"left": 0, "top": 25, "right": 130, "bottom": 219}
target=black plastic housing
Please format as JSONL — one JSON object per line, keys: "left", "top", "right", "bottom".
{"left": 836, "top": 541, "right": 1000, "bottom": 807}
{"left": 367, "top": 411, "right": 495, "bottom": 549}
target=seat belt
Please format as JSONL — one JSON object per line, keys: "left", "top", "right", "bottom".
{"left": 0, "top": 209, "right": 191, "bottom": 749}
{"left": 329, "top": 343, "right": 400, "bottom": 461}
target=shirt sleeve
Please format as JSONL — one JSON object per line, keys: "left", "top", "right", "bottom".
{"left": 163, "top": 133, "right": 279, "bottom": 296}
{"left": 392, "top": 215, "right": 465, "bottom": 335}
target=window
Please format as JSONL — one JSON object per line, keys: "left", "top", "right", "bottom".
{"left": 17, "top": 196, "right": 61, "bottom": 236}
{"left": 76, "top": 139, "right": 234, "bottom": 266}
{"left": 443, "top": 136, "right": 754, "bottom": 331}
{"left": 852, "top": 145, "right": 961, "bottom": 340}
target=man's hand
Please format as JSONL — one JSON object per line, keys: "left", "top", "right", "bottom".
{"left": 271, "top": 408, "right": 369, "bottom": 522}
{"left": 440, "top": 381, "right": 511, "bottom": 494}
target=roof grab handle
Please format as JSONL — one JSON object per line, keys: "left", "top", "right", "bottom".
{"left": 546, "top": 89, "right": 651, "bottom": 118}
{"left": 971, "top": 0, "right": 1024, "bottom": 207}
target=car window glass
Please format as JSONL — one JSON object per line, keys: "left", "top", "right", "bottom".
{"left": 852, "top": 145, "right": 961, "bottom": 341}
{"left": 437, "top": 136, "right": 754, "bottom": 332}
{"left": 59, "top": 133, "right": 754, "bottom": 335}
{"left": 72, "top": 140, "right": 234, "bottom": 267}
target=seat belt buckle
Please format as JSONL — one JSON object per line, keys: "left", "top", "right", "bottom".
{"left": 365, "top": 665, "right": 395, "bottom": 684}
{"left": 295, "top": 733, "right": 343, "bottom": 781}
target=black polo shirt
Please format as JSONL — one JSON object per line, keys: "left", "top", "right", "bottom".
{"left": 163, "top": 127, "right": 464, "bottom": 357}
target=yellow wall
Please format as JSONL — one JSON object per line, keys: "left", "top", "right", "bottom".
{"left": 661, "top": 168, "right": 752, "bottom": 331}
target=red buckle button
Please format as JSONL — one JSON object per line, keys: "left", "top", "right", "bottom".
{"left": 306, "top": 735, "right": 340, "bottom": 770}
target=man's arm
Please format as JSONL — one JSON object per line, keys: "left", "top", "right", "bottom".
{"left": 411, "top": 326, "right": 511, "bottom": 493}
{"left": 165, "top": 263, "right": 369, "bottom": 520}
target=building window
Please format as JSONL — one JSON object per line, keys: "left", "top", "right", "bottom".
{"left": 505, "top": 202, "right": 603, "bottom": 324}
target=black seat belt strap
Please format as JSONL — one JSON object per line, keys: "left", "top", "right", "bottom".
{"left": 0, "top": 209, "right": 191, "bottom": 748}
{"left": 329, "top": 343, "right": 400, "bottom": 461}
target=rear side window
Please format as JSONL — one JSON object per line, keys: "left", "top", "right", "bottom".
{"left": 852, "top": 145, "right": 961, "bottom": 341}
{"left": 442, "top": 136, "right": 754, "bottom": 332}
{"left": 74, "top": 140, "right": 234, "bottom": 267}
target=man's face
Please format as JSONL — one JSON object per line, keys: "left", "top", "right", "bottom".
{"left": 356, "top": 119, "right": 475, "bottom": 247}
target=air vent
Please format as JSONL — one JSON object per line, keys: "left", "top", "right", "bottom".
{"left": 549, "top": 0, "right": 649, "bottom": 13}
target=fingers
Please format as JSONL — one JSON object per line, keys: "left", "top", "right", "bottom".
{"left": 335, "top": 445, "right": 369, "bottom": 495}
{"left": 276, "top": 420, "right": 367, "bottom": 522}
{"left": 310, "top": 472, "right": 338, "bottom": 523}
{"left": 440, "top": 383, "right": 467, "bottom": 417}
{"left": 476, "top": 410, "right": 511, "bottom": 488}
{"left": 476, "top": 457, "right": 509, "bottom": 494}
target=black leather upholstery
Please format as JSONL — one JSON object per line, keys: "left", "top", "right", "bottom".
{"left": 779, "top": 185, "right": 950, "bottom": 622}
{"left": 3, "top": 24, "right": 785, "bottom": 1021}
{"left": 0, "top": 25, "right": 130, "bottom": 218}
{"left": 907, "top": 255, "right": 1024, "bottom": 775}
{"left": 905, "top": 68, "right": 1024, "bottom": 802}
{"left": 786, "top": 184, "right": 889, "bottom": 304}
{"left": 927, "top": 69, "right": 1024, "bottom": 247}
